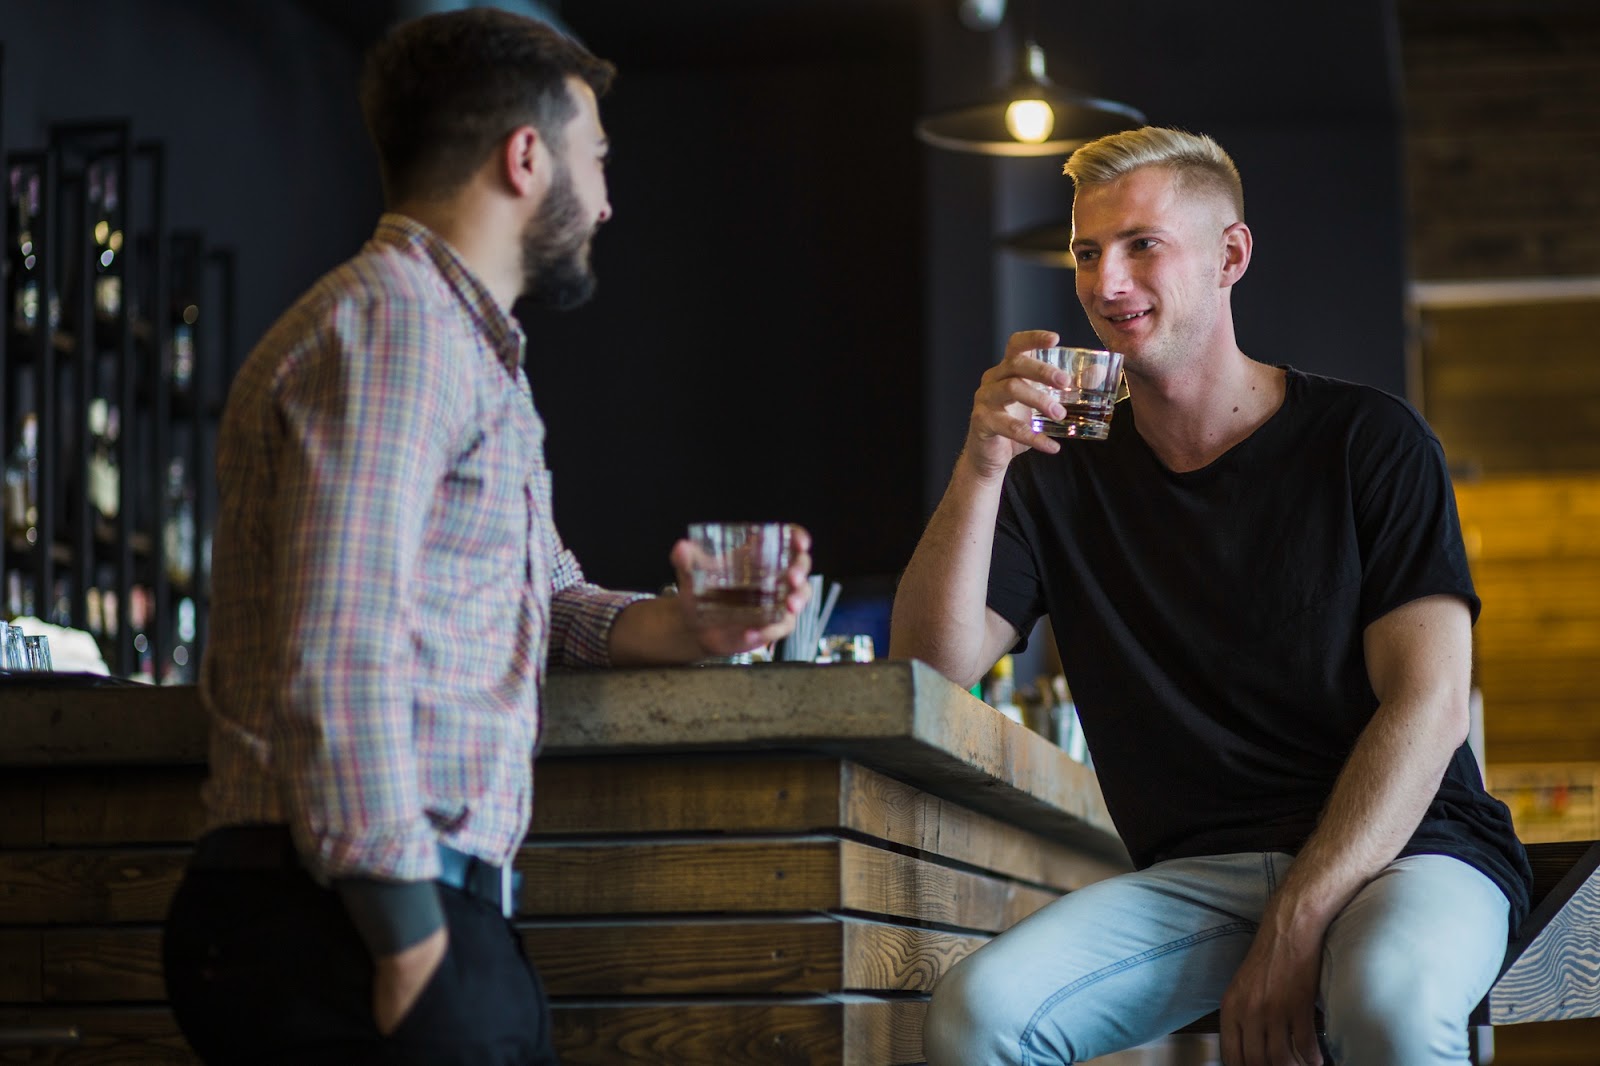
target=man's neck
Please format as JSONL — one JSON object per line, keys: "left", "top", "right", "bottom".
{"left": 392, "top": 194, "right": 523, "bottom": 312}
{"left": 1127, "top": 353, "right": 1286, "bottom": 473}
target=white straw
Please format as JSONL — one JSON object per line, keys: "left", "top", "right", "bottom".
{"left": 815, "top": 582, "right": 841, "bottom": 645}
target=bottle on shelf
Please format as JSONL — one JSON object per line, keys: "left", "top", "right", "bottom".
{"left": 172, "top": 300, "right": 198, "bottom": 396}
{"left": 8, "top": 165, "right": 42, "bottom": 335}
{"left": 89, "top": 161, "right": 124, "bottom": 329}
{"left": 87, "top": 397, "right": 122, "bottom": 527}
{"left": 982, "top": 655, "right": 1026, "bottom": 726}
{"left": 130, "top": 583, "right": 154, "bottom": 682}
{"left": 163, "top": 455, "right": 195, "bottom": 587}
{"left": 4, "top": 412, "right": 40, "bottom": 544}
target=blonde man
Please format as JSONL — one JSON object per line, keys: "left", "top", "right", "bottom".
{"left": 894, "top": 127, "right": 1528, "bottom": 1066}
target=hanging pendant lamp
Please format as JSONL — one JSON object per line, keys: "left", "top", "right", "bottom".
{"left": 915, "top": 40, "right": 1145, "bottom": 158}
{"left": 997, "top": 219, "right": 1077, "bottom": 267}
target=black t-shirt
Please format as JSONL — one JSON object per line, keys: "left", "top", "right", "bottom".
{"left": 988, "top": 367, "right": 1531, "bottom": 925}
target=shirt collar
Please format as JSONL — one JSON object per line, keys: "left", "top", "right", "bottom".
{"left": 372, "top": 212, "right": 527, "bottom": 373}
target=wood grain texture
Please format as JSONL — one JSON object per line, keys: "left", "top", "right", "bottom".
{"left": 839, "top": 763, "right": 1124, "bottom": 890}
{"left": 0, "top": 850, "right": 186, "bottom": 924}
{"left": 522, "top": 916, "right": 984, "bottom": 998}
{"left": 516, "top": 838, "right": 843, "bottom": 916}
{"left": 838, "top": 840, "right": 1058, "bottom": 934}
{"left": 840, "top": 919, "right": 985, "bottom": 993}
{"left": 1490, "top": 842, "right": 1600, "bottom": 1024}
{"left": 550, "top": 998, "right": 928, "bottom": 1066}
{"left": 517, "top": 837, "right": 1057, "bottom": 934}
{"left": 40, "top": 929, "right": 167, "bottom": 1003}
{"left": 530, "top": 755, "right": 1127, "bottom": 892}
{"left": 0, "top": 1007, "right": 194, "bottom": 1063}
{"left": 0, "top": 932, "right": 42, "bottom": 1001}
{"left": 539, "top": 661, "right": 1125, "bottom": 860}
{"left": 525, "top": 918, "right": 845, "bottom": 996}
{"left": 43, "top": 768, "right": 207, "bottom": 846}
{"left": 0, "top": 686, "right": 207, "bottom": 767}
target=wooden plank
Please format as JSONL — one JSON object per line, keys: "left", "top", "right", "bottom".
{"left": 1489, "top": 841, "right": 1600, "bottom": 1025}
{"left": 0, "top": 775, "right": 42, "bottom": 847}
{"left": 532, "top": 756, "right": 841, "bottom": 836}
{"left": 0, "top": 850, "right": 187, "bottom": 924}
{"left": 840, "top": 763, "right": 1124, "bottom": 891}
{"left": 517, "top": 838, "right": 842, "bottom": 917}
{"left": 0, "top": 1007, "right": 193, "bottom": 1063}
{"left": 517, "top": 838, "right": 1058, "bottom": 934}
{"left": 40, "top": 929, "right": 166, "bottom": 1003}
{"left": 843, "top": 999, "right": 928, "bottom": 1066}
{"left": 522, "top": 916, "right": 984, "bottom": 997}
{"left": 551, "top": 1001, "right": 842, "bottom": 1065}
{"left": 841, "top": 918, "right": 985, "bottom": 993}
{"left": 839, "top": 840, "right": 1058, "bottom": 934}
{"left": 549, "top": 998, "right": 928, "bottom": 1066}
{"left": 0, "top": 931, "right": 41, "bottom": 1001}
{"left": 42, "top": 768, "right": 207, "bottom": 846}
{"left": 525, "top": 917, "right": 845, "bottom": 996}
{"left": 0, "top": 686, "right": 208, "bottom": 766}
{"left": 531, "top": 755, "right": 1125, "bottom": 892}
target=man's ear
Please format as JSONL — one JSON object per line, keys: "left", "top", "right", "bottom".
{"left": 1219, "top": 220, "right": 1252, "bottom": 288}
{"left": 500, "top": 125, "right": 546, "bottom": 199}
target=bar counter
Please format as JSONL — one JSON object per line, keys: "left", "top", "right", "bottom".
{"left": 0, "top": 661, "right": 1130, "bottom": 1064}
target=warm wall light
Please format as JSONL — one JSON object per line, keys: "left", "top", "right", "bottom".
{"left": 916, "top": 41, "right": 1144, "bottom": 158}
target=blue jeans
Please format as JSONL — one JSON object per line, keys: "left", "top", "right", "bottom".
{"left": 924, "top": 852, "right": 1509, "bottom": 1065}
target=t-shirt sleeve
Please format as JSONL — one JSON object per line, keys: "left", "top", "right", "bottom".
{"left": 986, "top": 473, "right": 1050, "bottom": 651}
{"left": 1355, "top": 425, "right": 1481, "bottom": 627}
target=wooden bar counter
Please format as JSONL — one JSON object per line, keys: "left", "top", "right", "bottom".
{"left": 0, "top": 662, "right": 1130, "bottom": 1064}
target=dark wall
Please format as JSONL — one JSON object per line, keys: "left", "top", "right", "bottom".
{"left": 525, "top": 4, "right": 926, "bottom": 593}
{"left": 0, "top": 0, "right": 380, "bottom": 356}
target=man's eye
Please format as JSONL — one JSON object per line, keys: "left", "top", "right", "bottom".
{"left": 1074, "top": 250, "right": 1098, "bottom": 264}
{"left": 1131, "top": 238, "right": 1157, "bottom": 251}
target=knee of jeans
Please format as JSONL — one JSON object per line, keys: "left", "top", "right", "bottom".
{"left": 925, "top": 950, "right": 1039, "bottom": 1066}
{"left": 1323, "top": 965, "right": 1466, "bottom": 1058}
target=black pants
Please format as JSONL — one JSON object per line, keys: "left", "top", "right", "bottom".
{"left": 162, "top": 852, "right": 558, "bottom": 1065}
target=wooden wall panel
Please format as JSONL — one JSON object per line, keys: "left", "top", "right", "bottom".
{"left": 1420, "top": 302, "right": 1600, "bottom": 476}
{"left": 1400, "top": 2, "right": 1600, "bottom": 279}
{"left": 1455, "top": 476, "right": 1600, "bottom": 764}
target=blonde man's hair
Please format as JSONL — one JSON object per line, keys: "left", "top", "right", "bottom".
{"left": 1064, "top": 127, "right": 1244, "bottom": 222}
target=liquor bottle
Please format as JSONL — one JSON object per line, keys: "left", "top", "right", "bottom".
{"left": 983, "top": 655, "right": 1026, "bottom": 725}
{"left": 8, "top": 166, "right": 41, "bottom": 334}
{"left": 4, "top": 413, "right": 40, "bottom": 543}
{"left": 130, "top": 583, "right": 154, "bottom": 682}
{"left": 163, "top": 456, "right": 195, "bottom": 586}
{"left": 172, "top": 301, "right": 197, "bottom": 396}
{"left": 89, "top": 162, "right": 123, "bottom": 329}
{"left": 87, "top": 398, "right": 121, "bottom": 525}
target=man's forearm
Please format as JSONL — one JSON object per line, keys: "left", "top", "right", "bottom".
{"left": 889, "top": 455, "right": 1008, "bottom": 689}
{"left": 607, "top": 595, "right": 702, "bottom": 666}
{"left": 1271, "top": 692, "right": 1465, "bottom": 931}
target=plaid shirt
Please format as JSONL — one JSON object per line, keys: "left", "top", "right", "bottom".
{"left": 200, "top": 214, "right": 646, "bottom": 882}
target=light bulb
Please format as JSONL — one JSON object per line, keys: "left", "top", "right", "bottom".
{"left": 1005, "top": 99, "right": 1055, "bottom": 144}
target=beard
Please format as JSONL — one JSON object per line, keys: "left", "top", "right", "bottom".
{"left": 520, "top": 162, "right": 599, "bottom": 310}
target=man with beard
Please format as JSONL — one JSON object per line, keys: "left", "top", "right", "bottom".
{"left": 895, "top": 127, "right": 1527, "bottom": 1066}
{"left": 161, "top": 11, "right": 812, "bottom": 1065}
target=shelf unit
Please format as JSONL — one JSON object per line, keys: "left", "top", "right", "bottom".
{"left": 2, "top": 77, "right": 234, "bottom": 682}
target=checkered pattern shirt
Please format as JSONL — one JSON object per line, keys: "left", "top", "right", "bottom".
{"left": 199, "top": 214, "right": 647, "bottom": 882}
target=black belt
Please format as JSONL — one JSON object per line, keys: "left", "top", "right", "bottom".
{"left": 192, "top": 824, "right": 522, "bottom": 918}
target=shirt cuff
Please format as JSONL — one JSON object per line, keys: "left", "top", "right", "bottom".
{"left": 334, "top": 877, "right": 445, "bottom": 956}
{"left": 550, "top": 584, "right": 654, "bottom": 667}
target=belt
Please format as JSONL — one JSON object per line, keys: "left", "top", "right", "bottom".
{"left": 192, "top": 824, "right": 523, "bottom": 918}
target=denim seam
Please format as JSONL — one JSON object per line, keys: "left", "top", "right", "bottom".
{"left": 1018, "top": 919, "right": 1257, "bottom": 1065}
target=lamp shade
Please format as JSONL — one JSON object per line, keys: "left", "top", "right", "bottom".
{"left": 998, "top": 220, "right": 1076, "bottom": 267}
{"left": 916, "top": 43, "right": 1145, "bottom": 158}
